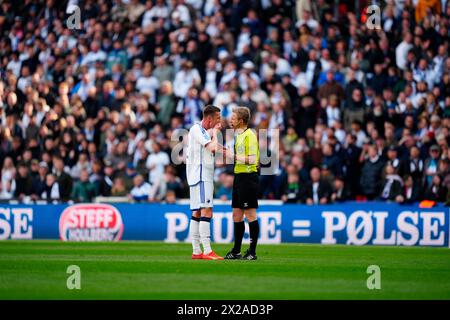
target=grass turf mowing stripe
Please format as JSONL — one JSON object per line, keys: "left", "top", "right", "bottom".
{"left": 0, "top": 241, "right": 449, "bottom": 299}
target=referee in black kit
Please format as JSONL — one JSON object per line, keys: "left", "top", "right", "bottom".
{"left": 223, "top": 107, "right": 260, "bottom": 260}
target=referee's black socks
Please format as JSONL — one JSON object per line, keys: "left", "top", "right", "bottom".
{"left": 249, "top": 220, "right": 259, "bottom": 255}
{"left": 232, "top": 221, "right": 245, "bottom": 254}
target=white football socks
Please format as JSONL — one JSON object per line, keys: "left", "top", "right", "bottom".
{"left": 199, "top": 220, "right": 212, "bottom": 255}
{"left": 189, "top": 218, "right": 202, "bottom": 255}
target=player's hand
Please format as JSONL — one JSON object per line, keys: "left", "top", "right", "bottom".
{"left": 214, "top": 122, "right": 222, "bottom": 130}
{"left": 211, "top": 123, "right": 222, "bottom": 136}
{"left": 223, "top": 147, "right": 234, "bottom": 160}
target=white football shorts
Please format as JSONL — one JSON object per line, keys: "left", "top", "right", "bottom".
{"left": 189, "top": 181, "right": 214, "bottom": 211}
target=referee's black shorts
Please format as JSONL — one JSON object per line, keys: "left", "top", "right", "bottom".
{"left": 232, "top": 173, "right": 259, "bottom": 209}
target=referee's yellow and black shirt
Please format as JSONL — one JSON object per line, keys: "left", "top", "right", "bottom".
{"left": 234, "top": 128, "right": 259, "bottom": 174}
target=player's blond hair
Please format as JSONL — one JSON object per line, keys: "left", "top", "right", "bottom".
{"left": 233, "top": 106, "right": 251, "bottom": 125}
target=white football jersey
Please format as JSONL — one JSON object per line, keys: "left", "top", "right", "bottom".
{"left": 186, "top": 123, "right": 214, "bottom": 186}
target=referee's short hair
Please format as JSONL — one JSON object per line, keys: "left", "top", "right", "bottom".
{"left": 203, "top": 105, "right": 221, "bottom": 118}
{"left": 233, "top": 106, "right": 251, "bottom": 125}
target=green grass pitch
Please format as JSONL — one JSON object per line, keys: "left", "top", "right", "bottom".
{"left": 0, "top": 241, "right": 449, "bottom": 299}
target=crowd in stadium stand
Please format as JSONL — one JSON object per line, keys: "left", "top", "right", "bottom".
{"left": 0, "top": 0, "right": 449, "bottom": 205}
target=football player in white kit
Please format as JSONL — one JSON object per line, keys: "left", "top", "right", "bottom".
{"left": 186, "top": 105, "right": 224, "bottom": 260}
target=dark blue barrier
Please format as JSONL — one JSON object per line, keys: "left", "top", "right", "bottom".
{"left": 0, "top": 202, "right": 448, "bottom": 247}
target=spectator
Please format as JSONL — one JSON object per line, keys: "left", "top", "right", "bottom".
{"left": 164, "top": 165, "right": 184, "bottom": 198}
{"left": 41, "top": 173, "right": 60, "bottom": 202}
{"left": 424, "top": 174, "right": 447, "bottom": 202}
{"left": 177, "top": 86, "right": 203, "bottom": 127}
{"left": 344, "top": 89, "right": 367, "bottom": 130}
{"left": 136, "top": 62, "right": 160, "bottom": 105}
{"left": 321, "top": 142, "right": 343, "bottom": 177}
{"left": 146, "top": 142, "right": 170, "bottom": 186}
{"left": 0, "top": 179, "right": 15, "bottom": 200}
{"left": 386, "top": 146, "right": 407, "bottom": 177}
{"left": 216, "top": 172, "right": 234, "bottom": 201}
{"left": 156, "top": 81, "right": 176, "bottom": 127}
{"left": 296, "top": 9, "right": 319, "bottom": 32}
{"left": 89, "top": 160, "right": 103, "bottom": 191}
{"left": 360, "top": 145, "right": 386, "bottom": 200}
{"left": 395, "top": 32, "right": 413, "bottom": 71}
{"left": 72, "top": 73, "right": 94, "bottom": 102}
{"left": 380, "top": 164, "right": 404, "bottom": 203}
{"left": 424, "top": 145, "right": 441, "bottom": 187}
{"left": 70, "top": 153, "right": 91, "bottom": 180}
{"left": 149, "top": 175, "right": 167, "bottom": 202}
{"left": 350, "top": 120, "right": 368, "bottom": 149}
{"left": 304, "top": 167, "right": 332, "bottom": 205}
{"left": 82, "top": 41, "right": 106, "bottom": 71}
{"left": 98, "top": 162, "right": 115, "bottom": 197}
{"left": 129, "top": 174, "right": 152, "bottom": 202}
{"left": 33, "top": 162, "right": 49, "bottom": 198}
{"left": 439, "top": 158, "right": 450, "bottom": 190}
{"left": 1, "top": 157, "right": 16, "bottom": 194}
{"left": 331, "top": 176, "right": 352, "bottom": 202}
{"left": 71, "top": 170, "right": 97, "bottom": 203}
{"left": 317, "top": 70, "right": 345, "bottom": 102}
{"left": 402, "top": 174, "right": 422, "bottom": 204}
{"left": 52, "top": 157, "right": 72, "bottom": 201}
{"left": 117, "top": 162, "right": 138, "bottom": 191}
{"left": 173, "top": 60, "right": 201, "bottom": 99}
{"left": 127, "top": 0, "right": 146, "bottom": 23}
{"left": 202, "top": 58, "right": 220, "bottom": 97}
{"left": 14, "top": 163, "right": 34, "bottom": 201}
{"left": 165, "top": 190, "right": 177, "bottom": 204}
{"left": 135, "top": 147, "right": 150, "bottom": 178}
{"left": 111, "top": 177, "right": 128, "bottom": 197}
{"left": 406, "top": 146, "right": 424, "bottom": 184}
{"left": 280, "top": 164, "right": 301, "bottom": 203}
{"left": 324, "top": 95, "right": 341, "bottom": 128}
{"left": 342, "top": 133, "right": 362, "bottom": 195}
{"left": 106, "top": 40, "right": 128, "bottom": 74}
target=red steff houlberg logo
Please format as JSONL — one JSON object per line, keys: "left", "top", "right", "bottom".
{"left": 59, "top": 204, "right": 124, "bottom": 241}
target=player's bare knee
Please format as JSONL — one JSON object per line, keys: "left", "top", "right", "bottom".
{"left": 201, "top": 207, "right": 213, "bottom": 218}
{"left": 192, "top": 210, "right": 201, "bottom": 218}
